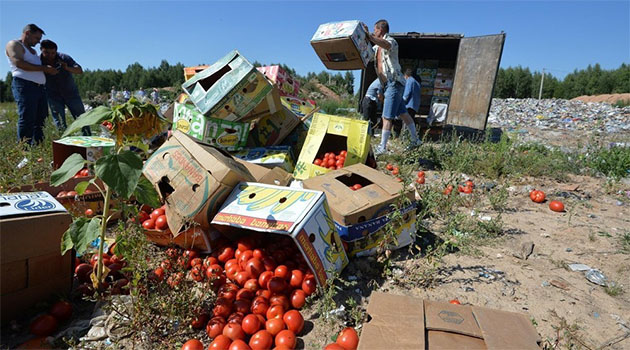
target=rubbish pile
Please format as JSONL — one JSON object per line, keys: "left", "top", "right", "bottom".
{"left": 488, "top": 98, "right": 630, "bottom": 133}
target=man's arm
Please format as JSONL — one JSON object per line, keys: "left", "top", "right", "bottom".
{"left": 5, "top": 40, "right": 57, "bottom": 74}
{"left": 361, "top": 23, "right": 391, "bottom": 50}
{"left": 403, "top": 79, "right": 412, "bottom": 102}
{"left": 60, "top": 55, "right": 83, "bottom": 74}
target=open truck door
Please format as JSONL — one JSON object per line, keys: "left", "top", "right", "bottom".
{"left": 446, "top": 33, "right": 505, "bottom": 130}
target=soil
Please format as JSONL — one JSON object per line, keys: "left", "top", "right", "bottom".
{"left": 314, "top": 82, "right": 342, "bottom": 102}
{"left": 572, "top": 93, "right": 630, "bottom": 104}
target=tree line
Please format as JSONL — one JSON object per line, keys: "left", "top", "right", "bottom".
{"left": 1, "top": 61, "right": 627, "bottom": 103}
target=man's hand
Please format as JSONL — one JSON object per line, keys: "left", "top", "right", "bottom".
{"left": 43, "top": 65, "right": 59, "bottom": 75}
{"left": 59, "top": 61, "right": 68, "bottom": 71}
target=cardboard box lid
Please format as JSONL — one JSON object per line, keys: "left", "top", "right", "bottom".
{"left": 359, "top": 292, "right": 541, "bottom": 350}
{"left": 311, "top": 20, "right": 362, "bottom": 41}
{"left": 54, "top": 136, "right": 115, "bottom": 148}
{"left": 0, "top": 192, "right": 68, "bottom": 218}
{"left": 235, "top": 158, "right": 293, "bottom": 187}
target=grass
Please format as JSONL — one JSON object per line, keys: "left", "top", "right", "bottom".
{"left": 604, "top": 283, "right": 624, "bottom": 297}
{"left": 613, "top": 99, "right": 630, "bottom": 108}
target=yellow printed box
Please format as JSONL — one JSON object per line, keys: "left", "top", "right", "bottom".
{"left": 211, "top": 182, "right": 349, "bottom": 286}
{"left": 231, "top": 146, "right": 295, "bottom": 173}
{"left": 293, "top": 113, "right": 370, "bottom": 180}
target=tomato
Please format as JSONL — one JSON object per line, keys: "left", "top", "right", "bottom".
{"left": 463, "top": 186, "right": 473, "bottom": 194}
{"left": 465, "top": 180, "right": 474, "bottom": 188}
{"left": 218, "top": 247, "right": 235, "bottom": 263}
{"left": 449, "top": 299, "right": 461, "bottom": 305}
{"left": 351, "top": 184, "right": 362, "bottom": 191}
{"left": 249, "top": 330, "right": 273, "bottom": 350}
{"left": 416, "top": 177, "right": 425, "bottom": 184}
{"left": 392, "top": 167, "right": 399, "bottom": 175}
{"left": 56, "top": 191, "right": 68, "bottom": 198}
{"left": 208, "top": 334, "right": 231, "bottom": 350}
{"left": 154, "top": 215, "right": 168, "bottom": 230}
{"left": 275, "top": 329, "right": 296, "bottom": 349}
{"left": 181, "top": 339, "right": 204, "bottom": 350}
{"left": 251, "top": 297, "right": 269, "bottom": 316}
{"left": 244, "top": 278, "right": 259, "bottom": 292}
{"left": 150, "top": 267, "right": 165, "bottom": 282}
{"left": 167, "top": 272, "right": 184, "bottom": 288}
{"left": 228, "top": 339, "right": 251, "bottom": 350}
{"left": 325, "top": 344, "right": 346, "bottom": 350}
{"left": 314, "top": 159, "right": 322, "bottom": 166}
{"left": 274, "top": 265, "right": 290, "bottom": 280}
{"left": 290, "top": 289, "right": 306, "bottom": 309}
{"left": 530, "top": 190, "right": 546, "bottom": 203}
{"left": 80, "top": 168, "right": 90, "bottom": 177}
{"left": 191, "top": 312, "right": 208, "bottom": 329}
{"left": 239, "top": 250, "right": 254, "bottom": 270}
{"left": 223, "top": 322, "right": 245, "bottom": 341}
{"left": 246, "top": 258, "right": 264, "bottom": 278}
{"left": 417, "top": 171, "right": 425, "bottom": 178}
{"left": 270, "top": 294, "right": 289, "bottom": 310}
{"left": 262, "top": 257, "right": 277, "bottom": 271}
{"left": 386, "top": 164, "right": 394, "bottom": 171}
{"left": 207, "top": 316, "right": 227, "bottom": 338}
{"left": 150, "top": 208, "right": 165, "bottom": 220}
{"left": 258, "top": 270, "right": 273, "bottom": 290}
{"left": 458, "top": 185, "right": 465, "bottom": 192}
{"left": 267, "top": 276, "right": 287, "bottom": 293}
{"left": 234, "top": 299, "right": 251, "bottom": 314}
{"left": 29, "top": 314, "right": 58, "bottom": 336}
{"left": 84, "top": 208, "right": 94, "bottom": 217}
{"left": 549, "top": 200, "right": 565, "bottom": 212}
{"left": 238, "top": 237, "right": 256, "bottom": 252}
{"left": 283, "top": 310, "right": 304, "bottom": 334}
{"left": 266, "top": 304, "right": 285, "bottom": 320}
{"left": 213, "top": 298, "right": 233, "bottom": 318}
{"left": 289, "top": 270, "right": 304, "bottom": 289}
{"left": 75, "top": 263, "right": 93, "bottom": 283}
{"left": 190, "top": 265, "right": 205, "bottom": 282}
{"left": 166, "top": 247, "right": 179, "bottom": 258}
{"left": 219, "top": 284, "right": 239, "bottom": 301}
{"left": 160, "top": 259, "right": 173, "bottom": 271}
{"left": 444, "top": 185, "right": 453, "bottom": 195}
{"left": 235, "top": 271, "right": 252, "bottom": 286}
{"left": 340, "top": 150, "right": 347, "bottom": 156}
{"left": 49, "top": 300, "right": 72, "bottom": 322}
{"left": 142, "top": 219, "right": 155, "bottom": 230}
{"left": 241, "top": 314, "right": 261, "bottom": 335}
{"left": 236, "top": 288, "right": 255, "bottom": 301}
{"left": 336, "top": 327, "right": 359, "bottom": 350}
{"left": 225, "top": 258, "right": 239, "bottom": 271}
{"left": 395, "top": 177, "right": 402, "bottom": 182}
{"left": 301, "top": 275, "right": 317, "bottom": 296}
{"left": 204, "top": 256, "right": 219, "bottom": 268}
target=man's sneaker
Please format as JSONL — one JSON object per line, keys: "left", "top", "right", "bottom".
{"left": 373, "top": 146, "right": 387, "bottom": 156}
{"left": 405, "top": 140, "right": 422, "bottom": 151}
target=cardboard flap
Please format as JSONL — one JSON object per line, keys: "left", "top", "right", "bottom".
{"left": 343, "top": 164, "right": 402, "bottom": 195}
{"left": 358, "top": 292, "right": 425, "bottom": 350}
{"left": 424, "top": 300, "right": 484, "bottom": 339}
{"left": 472, "top": 307, "right": 542, "bottom": 349}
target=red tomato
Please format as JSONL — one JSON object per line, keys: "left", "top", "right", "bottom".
{"left": 266, "top": 304, "right": 285, "bottom": 320}
{"left": 274, "top": 265, "right": 290, "bottom": 280}
{"left": 241, "top": 314, "right": 261, "bottom": 335}
{"left": 190, "top": 265, "right": 205, "bottom": 282}
{"left": 190, "top": 257, "right": 203, "bottom": 267}
{"left": 150, "top": 208, "right": 165, "bottom": 220}
{"left": 275, "top": 329, "right": 296, "bottom": 349}
{"left": 236, "top": 288, "right": 255, "bottom": 301}
{"left": 228, "top": 339, "right": 251, "bottom": 350}
{"left": 270, "top": 294, "right": 289, "bottom": 310}
{"left": 203, "top": 256, "right": 219, "bottom": 268}
{"left": 251, "top": 297, "right": 269, "bottom": 316}
{"left": 336, "top": 159, "right": 344, "bottom": 167}
{"left": 228, "top": 312, "right": 245, "bottom": 325}
{"left": 336, "top": 327, "right": 359, "bottom": 350}
{"left": 235, "top": 270, "right": 251, "bottom": 286}
{"left": 191, "top": 313, "right": 208, "bottom": 329}
{"left": 160, "top": 259, "right": 173, "bottom": 271}
{"left": 49, "top": 301, "right": 72, "bottom": 322}
{"left": 290, "top": 289, "right": 306, "bottom": 309}
{"left": 223, "top": 323, "right": 245, "bottom": 341}
{"left": 258, "top": 271, "right": 273, "bottom": 290}
{"left": 416, "top": 177, "right": 425, "bottom": 184}
{"left": 237, "top": 237, "right": 256, "bottom": 252}
{"left": 181, "top": 339, "right": 204, "bottom": 350}
{"left": 80, "top": 168, "right": 90, "bottom": 177}
{"left": 246, "top": 258, "right": 264, "bottom": 278}
{"left": 219, "top": 284, "right": 239, "bottom": 301}
{"left": 386, "top": 164, "right": 394, "bottom": 171}
{"left": 530, "top": 190, "right": 546, "bottom": 203}
{"left": 137, "top": 211, "right": 150, "bottom": 223}
{"left": 234, "top": 299, "right": 251, "bottom": 314}
{"left": 340, "top": 150, "right": 347, "bottom": 156}
{"left": 150, "top": 267, "right": 165, "bottom": 282}
{"left": 84, "top": 208, "right": 94, "bottom": 217}
{"left": 395, "top": 177, "right": 402, "bottom": 182}
{"left": 465, "top": 180, "right": 474, "bottom": 188}
{"left": 142, "top": 219, "right": 155, "bottom": 230}
{"left": 325, "top": 344, "right": 346, "bottom": 350}
{"left": 265, "top": 317, "right": 286, "bottom": 336}
{"left": 449, "top": 299, "right": 461, "bottom": 305}
{"left": 238, "top": 250, "right": 254, "bottom": 270}
{"left": 327, "top": 159, "right": 335, "bottom": 167}
{"left": 213, "top": 298, "right": 233, "bottom": 318}
{"left": 289, "top": 270, "right": 304, "bottom": 289}
{"left": 283, "top": 310, "right": 304, "bottom": 334}
{"left": 262, "top": 257, "right": 277, "bottom": 271}
{"left": 549, "top": 200, "right": 565, "bottom": 212}
{"left": 314, "top": 159, "right": 322, "bottom": 166}
{"left": 225, "top": 258, "right": 239, "bottom": 271}
{"left": 208, "top": 335, "right": 231, "bottom": 350}
{"left": 392, "top": 167, "right": 399, "bottom": 175}
{"left": 463, "top": 186, "right": 473, "bottom": 194}
{"left": 218, "top": 247, "right": 235, "bottom": 263}
{"left": 458, "top": 185, "right": 465, "bottom": 193}
{"left": 155, "top": 215, "right": 168, "bottom": 230}
{"left": 301, "top": 275, "right": 317, "bottom": 296}
{"left": 249, "top": 330, "right": 273, "bottom": 350}
{"left": 244, "top": 278, "right": 259, "bottom": 292}
{"left": 75, "top": 263, "right": 93, "bottom": 283}
{"left": 252, "top": 249, "right": 265, "bottom": 260}
{"left": 444, "top": 184, "right": 454, "bottom": 195}
{"left": 29, "top": 314, "right": 58, "bottom": 336}
{"left": 206, "top": 316, "right": 226, "bottom": 338}
{"left": 267, "top": 276, "right": 287, "bottom": 293}
{"left": 417, "top": 171, "right": 425, "bottom": 178}
{"left": 351, "top": 184, "right": 362, "bottom": 191}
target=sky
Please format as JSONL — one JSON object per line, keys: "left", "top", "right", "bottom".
{"left": 1, "top": 0, "right": 628, "bottom": 88}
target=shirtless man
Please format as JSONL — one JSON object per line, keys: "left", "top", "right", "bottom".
{"left": 6, "top": 24, "right": 58, "bottom": 145}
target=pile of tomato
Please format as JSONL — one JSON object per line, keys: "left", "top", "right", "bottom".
{"left": 26, "top": 300, "right": 73, "bottom": 338}
{"left": 152, "top": 234, "right": 318, "bottom": 350}
{"left": 529, "top": 189, "right": 565, "bottom": 212}
{"left": 313, "top": 150, "right": 347, "bottom": 170}
{"left": 384, "top": 163, "right": 402, "bottom": 182}
{"left": 323, "top": 327, "right": 359, "bottom": 350}
{"left": 138, "top": 204, "right": 169, "bottom": 231}
{"left": 73, "top": 243, "right": 129, "bottom": 298}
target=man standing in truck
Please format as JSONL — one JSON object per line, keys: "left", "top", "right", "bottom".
{"left": 363, "top": 20, "right": 421, "bottom": 155}
{"left": 360, "top": 78, "right": 383, "bottom": 136}
{"left": 403, "top": 68, "right": 421, "bottom": 119}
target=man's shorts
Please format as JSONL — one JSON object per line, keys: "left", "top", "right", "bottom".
{"left": 382, "top": 81, "right": 407, "bottom": 120}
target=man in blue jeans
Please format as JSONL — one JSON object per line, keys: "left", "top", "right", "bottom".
{"left": 5, "top": 24, "right": 58, "bottom": 145}
{"left": 363, "top": 20, "right": 421, "bottom": 155}
{"left": 40, "top": 39, "right": 90, "bottom": 135}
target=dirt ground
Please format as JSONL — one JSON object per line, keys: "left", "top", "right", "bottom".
{"left": 572, "top": 93, "right": 630, "bottom": 104}
{"left": 299, "top": 172, "right": 630, "bottom": 349}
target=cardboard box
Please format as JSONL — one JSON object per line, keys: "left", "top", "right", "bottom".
{"left": 293, "top": 113, "right": 370, "bottom": 180}
{"left": 433, "top": 88, "right": 452, "bottom": 97}
{"left": 211, "top": 182, "right": 349, "bottom": 286}
{"left": 257, "top": 65, "right": 300, "bottom": 98}
{"left": 281, "top": 96, "right": 317, "bottom": 117}
{"left": 436, "top": 68, "right": 455, "bottom": 79}
{"left": 171, "top": 102, "right": 250, "bottom": 151}
{"left": 417, "top": 68, "right": 437, "bottom": 80}
{"left": 420, "top": 87, "right": 434, "bottom": 96}
{"left": 431, "top": 96, "right": 450, "bottom": 105}
{"left": 144, "top": 226, "right": 214, "bottom": 253}
{"left": 52, "top": 136, "right": 115, "bottom": 169}
{"left": 231, "top": 146, "right": 295, "bottom": 173}
{"left": 311, "top": 20, "right": 374, "bottom": 70}
{"left": 142, "top": 130, "right": 255, "bottom": 235}
{"left": 248, "top": 106, "right": 301, "bottom": 147}
{"left": 359, "top": 292, "right": 542, "bottom": 350}
{"left": 235, "top": 158, "right": 293, "bottom": 187}
{"left": 0, "top": 192, "right": 73, "bottom": 324}
{"left": 183, "top": 65, "right": 210, "bottom": 81}
{"left": 181, "top": 50, "right": 279, "bottom": 121}
{"left": 302, "top": 164, "right": 416, "bottom": 257}
{"left": 434, "top": 78, "right": 453, "bottom": 89}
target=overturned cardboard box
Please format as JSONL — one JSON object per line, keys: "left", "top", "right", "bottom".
{"left": 281, "top": 96, "right": 317, "bottom": 117}
{"left": 182, "top": 50, "right": 281, "bottom": 121}
{"left": 142, "top": 130, "right": 255, "bottom": 236}
{"left": 231, "top": 145, "right": 295, "bottom": 173}
{"left": 359, "top": 292, "right": 542, "bottom": 350}
{"left": 293, "top": 113, "right": 370, "bottom": 180}
{"left": 211, "top": 182, "right": 348, "bottom": 286}
{"left": 183, "top": 65, "right": 210, "bottom": 81}
{"left": 257, "top": 65, "right": 300, "bottom": 98}
{"left": 53, "top": 136, "right": 115, "bottom": 169}
{"left": 171, "top": 102, "right": 250, "bottom": 151}
{"left": 248, "top": 106, "right": 301, "bottom": 147}
{"left": 311, "top": 20, "right": 374, "bottom": 70}
{"left": 235, "top": 158, "right": 293, "bottom": 187}
{"left": 303, "top": 164, "right": 415, "bottom": 257}
{"left": 1, "top": 192, "right": 73, "bottom": 325}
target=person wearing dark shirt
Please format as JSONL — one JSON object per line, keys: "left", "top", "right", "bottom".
{"left": 40, "top": 39, "right": 90, "bottom": 135}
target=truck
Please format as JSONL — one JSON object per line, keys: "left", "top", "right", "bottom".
{"left": 359, "top": 32, "right": 506, "bottom": 132}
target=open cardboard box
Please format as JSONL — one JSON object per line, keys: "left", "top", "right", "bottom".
{"left": 142, "top": 130, "right": 255, "bottom": 237}
{"left": 0, "top": 192, "right": 73, "bottom": 325}
{"left": 211, "top": 182, "right": 348, "bottom": 286}
{"left": 235, "top": 158, "right": 293, "bottom": 187}
{"left": 311, "top": 20, "right": 374, "bottom": 70}
{"left": 248, "top": 106, "right": 301, "bottom": 147}
{"left": 359, "top": 292, "right": 542, "bottom": 350}
{"left": 52, "top": 136, "right": 115, "bottom": 169}
{"left": 183, "top": 65, "right": 210, "bottom": 81}
{"left": 257, "top": 65, "right": 300, "bottom": 98}
{"left": 303, "top": 164, "right": 416, "bottom": 257}
{"left": 231, "top": 146, "right": 295, "bottom": 173}
{"left": 293, "top": 113, "right": 370, "bottom": 180}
